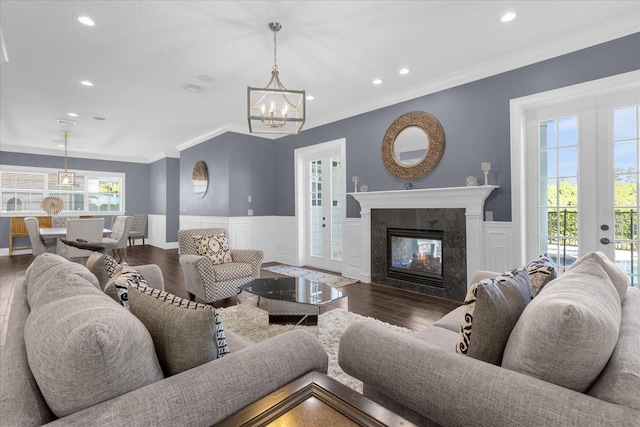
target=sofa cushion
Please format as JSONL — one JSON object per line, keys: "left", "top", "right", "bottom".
{"left": 27, "top": 255, "right": 102, "bottom": 309}
{"left": 432, "top": 305, "right": 464, "bottom": 332}
{"left": 85, "top": 251, "right": 119, "bottom": 290}
{"left": 194, "top": 234, "right": 233, "bottom": 265}
{"left": 128, "top": 282, "right": 230, "bottom": 376}
{"left": 456, "top": 268, "right": 531, "bottom": 365}
{"left": 588, "top": 287, "right": 640, "bottom": 409}
{"left": 525, "top": 253, "right": 557, "bottom": 297}
{"left": 26, "top": 253, "right": 100, "bottom": 303}
{"left": 502, "top": 257, "right": 621, "bottom": 392}
{"left": 24, "top": 293, "right": 163, "bottom": 417}
{"left": 567, "top": 251, "right": 629, "bottom": 303}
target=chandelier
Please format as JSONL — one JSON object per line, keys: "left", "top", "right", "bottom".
{"left": 247, "top": 22, "right": 305, "bottom": 135}
{"left": 57, "top": 130, "right": 75, "bottom": 186}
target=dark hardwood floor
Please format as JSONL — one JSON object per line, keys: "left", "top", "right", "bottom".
{"left": 0, "top": 245, "right": 460, "bottom": 332}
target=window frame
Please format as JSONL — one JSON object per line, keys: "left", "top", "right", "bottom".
{"left": 0, "top": 164, "right": 126, "bottom": 217}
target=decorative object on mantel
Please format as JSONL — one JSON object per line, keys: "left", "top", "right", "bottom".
{"left": 192, "top": 160, "right": 208, "bottom": 198}
{"left": 352, "top": 176, "right": 359, "bottom": 192}
{"left": 481, "top": 162, "right": 491, "bottom": 185}
{"left": 466, "top": 176, "right": 479, "bottom": 186}
{"left": 405, "top": 182, "right": 413, "bottom": 190}
{"left": 360, "top": 184, "right": 368, "bottom": 192}
{"left": 382, "top": 111, "right": 445, "bottom": 180}
{"left": 57, "top": 130, "right": 75, "bottom": 186}
{"left": 247, "top": 22, "right": 305, "bottom": 135}
{"left": 41, "top": 196, "right": 64, "bottom": 215}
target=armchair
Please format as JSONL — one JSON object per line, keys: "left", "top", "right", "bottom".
{"left": 178, "top": 228, "right": 263, "bottom": 303}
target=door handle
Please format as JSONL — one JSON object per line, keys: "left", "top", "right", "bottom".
{"left": 600, "top": 237, "right": 611, "bottom": 245}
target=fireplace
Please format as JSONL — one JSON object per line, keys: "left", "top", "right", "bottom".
{"left": 387, "top": 228, "right": 444, "bottom": 287}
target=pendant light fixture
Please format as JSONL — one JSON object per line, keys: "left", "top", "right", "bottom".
{"left": 57, "top": 130, "right": 75, "bottom": 186}
{"left": 247, "top": 22, "right": 305, "bottom": 135}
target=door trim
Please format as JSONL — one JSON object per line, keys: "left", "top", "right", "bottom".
{"left": 510, "top": 70, "right": 640, "bottom": 265}
{"left": 294, "top": 138, "right": 347, "bottom": 269}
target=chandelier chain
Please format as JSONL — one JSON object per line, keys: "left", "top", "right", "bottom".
{"left": 272, "top": 25, "right": 278, "bottom": 72}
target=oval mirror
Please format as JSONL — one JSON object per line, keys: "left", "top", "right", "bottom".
{"left": 382, "top": 111, "right": 445, "bottom": 180}
{"left": 392, "top": 126, "right": 429, "bottom": 167}
{"left": 192, "top": 160, "right": 208, "bottom": 198}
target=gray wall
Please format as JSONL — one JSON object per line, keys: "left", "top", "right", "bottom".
{"left": 0, "top": 151, "right": 151, "bottom": 248}
{"left": 275, "top": 33, "right": 640, "bottom": 220}
{"left": 179, "top": 33, "right": 639, "bottom": 221}
{"left": 180, "top": 132, "right": 276, "bottom": 217}
{"left": 149, "top": 157, "right": 180, "bottom": 242}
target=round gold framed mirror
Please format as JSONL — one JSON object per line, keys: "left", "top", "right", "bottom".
{"left": 382, "top": 111, "right": 445, "bottom": 180}
{"left": 192, "top": 160, "right": 208, "bottom": 198}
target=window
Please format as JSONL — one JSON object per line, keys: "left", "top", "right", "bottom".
{"left": 1, "top": 166, "right": 125, "bottom": 215}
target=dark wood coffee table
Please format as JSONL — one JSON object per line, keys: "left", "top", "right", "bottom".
{"left": 215, "top": 371, "right": 416, "bottom": 427}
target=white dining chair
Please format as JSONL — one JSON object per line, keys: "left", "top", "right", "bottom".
{"left": 57, "top": 218, "right": 105, "bottom": 262}
{"left": 24, "top": 217, "right": 57, "bottom": 256}
{"left": 102, "top": 215, "right": 133, "bottom": 262}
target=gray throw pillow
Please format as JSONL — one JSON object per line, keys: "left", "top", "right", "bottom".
{"left": 502, "top": 257, "right": 621, "bottom": 392}
{"left": 128, "top": 282, "right": 230, "bottom": 377}
{"left": 24, "top": 293, "right": 163, "bottom": 417}
{"left": 566, "top": 251, "right": 629, "bottom": 303}
{"left": 85, "top": 251, "right": 119, "bottom": 290}
{"left": 456, "top": 268, "right": 531, "bottom": 365}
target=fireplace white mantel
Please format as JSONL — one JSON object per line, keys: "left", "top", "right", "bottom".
{"left": 348, "top": 185, "right": 499, "bottom": 286}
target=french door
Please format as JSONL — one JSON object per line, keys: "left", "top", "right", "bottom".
{"left": 525, "top": 89, "right": 640, "bottom": 284}
{"left": 295, "top": 139, "right": 345, "bottom": 272}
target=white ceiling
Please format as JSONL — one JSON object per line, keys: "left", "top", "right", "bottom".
{"left": 1, "top": 1, "right": 639, "bottom": 163}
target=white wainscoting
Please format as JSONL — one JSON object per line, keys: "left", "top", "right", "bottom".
{"left": 175, "top": 215, "right": 514, "bottom": 279}
{"left": 343, "top": 218, "right": 364, "bottom": 281}
{"left": 148, "top": 214, "right": 179, "bottom": 249}
{"left": 178, "top": 215, "right": 296, "bottom": 264}
{"left": 482, "top": 221, "right": 516, "bottom": 272}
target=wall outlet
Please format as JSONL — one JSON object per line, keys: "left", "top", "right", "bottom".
{"left": 248, "top": 209, "right": 253, "bottom": 216}
{"left": 248, "top": 195, "right": 252, "bottom": 202}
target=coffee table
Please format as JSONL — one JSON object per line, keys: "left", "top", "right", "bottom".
{"left": 237, "top": 277, "right": 348, "bottom": 328}
{"left": 215, "top": 371, "right": 417, "bottom": 426}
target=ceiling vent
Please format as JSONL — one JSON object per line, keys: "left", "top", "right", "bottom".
{"left": 57, "top": 118, "right": 77, "bottom": 125}
{"left": 182, "top": 82, "right": 205, "bottom": 93}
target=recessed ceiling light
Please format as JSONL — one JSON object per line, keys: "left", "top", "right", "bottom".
{"left": 373, "top": 78, "right": 382, "bottom": 85}
{"left": 80, "top": 80, "right": 93, "bottom": 86}
{"left": 501, "top": 12, "right": 516, "bottom": 22}
{"left": 399, "top": 68, "right": 410, "bottom": 75}
{"left": 78, "top": 16, "right": 95, "bottom": 26}
{"left": 67, "top": 112, "right": 78, "bottom": 117}
{"left": 306, "top": 95, "right": 315, "bottom": 101}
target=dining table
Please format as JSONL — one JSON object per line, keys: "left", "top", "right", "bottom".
{"left": 39, "top": 227, "right": 112, "bottom": 239}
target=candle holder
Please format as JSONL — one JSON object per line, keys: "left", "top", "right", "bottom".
{"left": 352, "top": 176, "right": 359, "bottom": 192}
{"left": 481, "top": 162, "right": 491, "bottom": 185}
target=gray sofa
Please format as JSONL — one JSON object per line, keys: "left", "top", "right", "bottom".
{"left": 0, "top": 254, "right": 328, "bottom": 426}
{"left": 339, "top": 252, "right": 640, "bottom": 426}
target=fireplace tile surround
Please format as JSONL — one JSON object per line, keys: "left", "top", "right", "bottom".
{"left": 372, "top": 208, "right": 467, "bottom": 300}
{"left": 349, "top": 186, "right": 498, "bottom": 302}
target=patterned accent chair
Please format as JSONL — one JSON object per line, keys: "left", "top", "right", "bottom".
{"left": 178, "top": 228, "right": 263, "bottom": 303}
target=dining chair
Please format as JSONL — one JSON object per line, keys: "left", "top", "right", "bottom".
{"left": 57, "top": 218, "right": 105, "bottom": 262}
{"left": 24, "top": 217, "right": 56, "bottom": 256}
{"left": 128, "top": 214, "right": 147, "bottom": 246}
{"left": 102, "top": 215, "right": 133, "bottom": 262}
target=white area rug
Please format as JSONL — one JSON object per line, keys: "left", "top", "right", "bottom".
{"left": 217, "top": 304, "right": 416, "bottom": 393}
{"left": 262, "top": 265, "right": 359, "bottom": 288}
